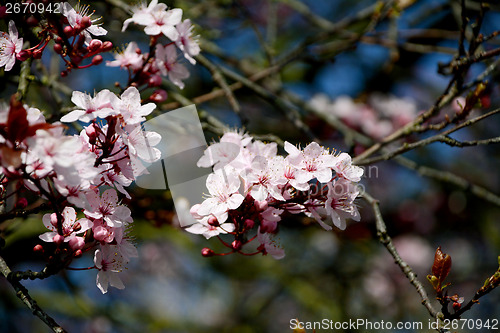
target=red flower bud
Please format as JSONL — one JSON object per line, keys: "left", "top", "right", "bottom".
{"left": 33, "top": 244, "right": 44, "bottom": 253}
{"left": 101, "top": 41, "right": 113, "bottom": 52}
{"left": 149, "top": 89, "right": 168, "bottom": 103}
{"left": 207, "top": 216, "right": 219, "bottom": 227}
{"left": 53, "top": 43, "right": 63, "bottom": 54}
{"left": 81, "top": 16, "right": 92, "bottom": 29}
{"left": 91, "top": 55, "right": 103, "bottom": 65}
{"left": 74, "top": 249, "right": 83, "bottom": 258}
{"left": 63, "top": 25, "right": 74, "bottom": 37}
{"left": 88, "top": 39, "right": 102, "bottom": 53}
{"left": 33, "top": 49, "right": 43, "bottom": 59}
{"left": 201, "top": 247, "right": 214, "bottom": 257}
{"left": 16, "top": 50, "right": 31, "bottom": 61}
{"left": 231, "top": 240, "right": 242, "bottom": 251}
{"left": 148, "top": 75, "right": 163, "bottom": 87}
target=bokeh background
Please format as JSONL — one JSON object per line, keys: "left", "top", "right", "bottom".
{"left": 1, "top": 0, "right": 500, "bottom": 332}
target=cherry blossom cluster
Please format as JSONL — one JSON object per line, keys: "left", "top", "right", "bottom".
{"left": 186, "top": 131, "right": 364, "bottom": 259}
{"left": 108, "top": 0, "right": 200, "bottom": 98}
{"left": 0, "top": 87, "right": 161, "bottom": 293}
{"left": 0, "top": 2, "right": 111, "bottom": 75}
{"left": 309, "top": 93, "right": 419, "bottom": 139}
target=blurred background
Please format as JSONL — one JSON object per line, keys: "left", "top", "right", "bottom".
{"left": 1, "top": 0, "right": 500, "bottom": 332}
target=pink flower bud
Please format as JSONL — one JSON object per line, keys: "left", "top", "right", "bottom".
{"left": 91, "top": 55, "right": 103, "bottom": 65}
{"left": 85, "top": 125, "right": 97, "bottom": 145}
{"left": 16, "top": 50, "right": 31, "bottom": 61}
{"left": 148, "top": 74, "right": 163, "bottom": 87}
{"left": 93, "top": 225, "right": 109, "bottom": 242}
{"left": 88, "top": 39, "right": 102, "bottom": 53}
{"left": 33, "top": 49, "right": 43, "bottom": 59}
{"left": 254, "top": 200, "right": 268, "bottom": 211}
{"left": 50, "top": 213, "right": 58, "bottom": 227}
{"left": 101, "top": 41, "right": 113, "bottom": 52}
{"left": 231, "top": 240, "right": 242, "bottom": 251}
{"left": 53, "top": 234, "right": 64, "bottom": 245}
{"left": 53, "top": 43, "right": 63, "bottom": 54}
{"left": 149, "top": 89, "right": 168, "bottom": 103}
{"left": 74, "top": 249, "right": 83, "bottom": 258}
{"left": 63, "top": 25, "right": 74, "bottom": 37}
{"left": 69, "top": 237, "right": 85, "bottom": 251}
{"left": 81, "top": 16, "right": 92, "bottom": 29}
{"left": 207, "top": 216, "right": 219, "bottom": 227}
{"left": 201, "top": 247, "right": 214, "bottom": 257}
{"left": 33, "top": 244, "right": 44, "bottom": 253}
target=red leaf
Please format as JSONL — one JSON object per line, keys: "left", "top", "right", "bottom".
{"left": 6, "top": 95, "right": 30, "bottom": 143}
{"left": 432, "top": 246, "right": 452, "bottom": 284}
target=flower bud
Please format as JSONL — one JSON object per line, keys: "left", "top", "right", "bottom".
{"left": 32, "top": 49, "right": 43, "bottom": 59}
{"left": 231, "top": 240, "right": 242, "bottom": 251}
{"left": 60, "top": 70, "right": 68, "bottom": 77}
{"left": 53, "top": 234, "right": 64, "bottom": 245}
{"left": 91, "top": 55, "right": 103, "bottom": 66}
{"left": 69, "top": 236, "right": 85, "bottom": 251}
{"left": 63, "top": 25, "right": 74, "bottom": 37}
{"left": 201, "top": 247, "right": 214, "bottom": 257}
{"left": 74, "top": 249, "right": 83, "bottom": 258}
{"left": 101, "top": 41, "right": 113, "bottom": 52}
{"left": 81, "top": 16, "right": 92, "bottom": 29}
{"left": 93, "top": 225, "right": 109, "bottom": 242}
{"left": 50, "top": 213, "right": 58, "bottom": 227}
{"left": 33, "top": 244, "right": 44, "bottom": 253}
{"left": 85, "top": 125, "right": 98, "bottom": 145}
{"left": 148, "top": 74, "right": 163, "bottom": 87}
{"left": 88, "top": 39, "right": 102, "bottom": 53}
{"left": 15, "top": 50, "right": 31, "bottom": 62}
{"left": 149, "top": 89, "right": 168, "bottom": 103}
{"left": 207, "top": 216, "right": 219, "bottom": 227}
{"left": 53, "top": 43, "right": 63, "bottom": 54}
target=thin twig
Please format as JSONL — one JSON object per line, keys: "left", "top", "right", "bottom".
{"left": 0, "top": 255, "right": 67, "bottom": 333}
{"left": 361, "top": 191, "right": 440, "bottom": 320}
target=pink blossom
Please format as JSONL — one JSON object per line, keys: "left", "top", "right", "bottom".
{"left": 61, "top": 89, "right": 118, "bottom": 123}
{"left": 196, "top": 168, "right": 244, "bottom": 222}
{"left": 242, "top": 156, "right": 287, "bottom": 201}
{"left": 285, "top": 141, "right": 336, "bottom": 183}
{"left": 39, "top": 207, "right": 93, "bottom": 242}
{"left": 106, "top": 42, "right": 144, "bottom": 71}
{"left": 325, "top": 178, "right": 360, "bottom": 230}
{"left": 174, "top": 19, "right": 200, "bottom": 65}
{"left": 113, "top": 87, "right": 156, "bottom": 125}
{"left": 257, "top": 227, "right": 285, "bottom": 260}
{"left": 123, "top": 0, "right": 182, "bottom": 40}
{"left": 0, "top": 21, "right": 23, "bottom": 71}
{"left": 62, "top": 3, "right": 107, "bottom": 44}
{"left": 154, "top": 44, "right": 189, "bottom": 89}
{"left": 94, "top": 246, "right": 126, "bottom": 294}
{"left": 333, "top": 153, "right": 364, "bottom": 182}
{"left": 84, "top": 189, "right": 132, "bottom": 228}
